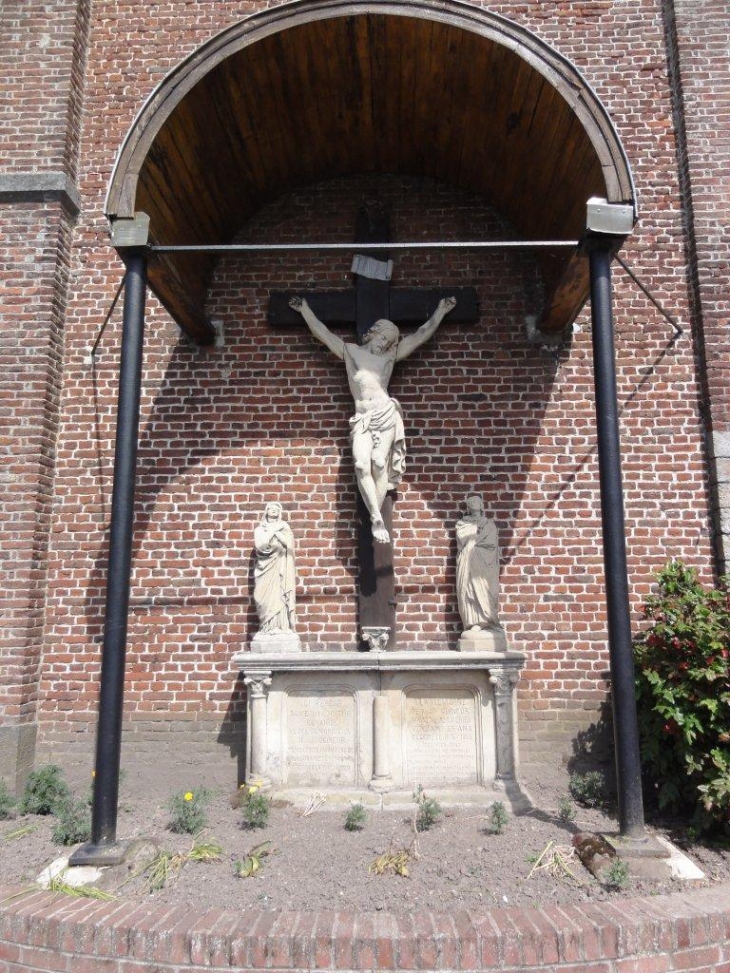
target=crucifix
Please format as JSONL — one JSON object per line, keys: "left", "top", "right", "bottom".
{"left": 269, "top": 204, "right": 478, "bottom": 649}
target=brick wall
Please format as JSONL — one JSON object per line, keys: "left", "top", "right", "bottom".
{"left": 38, "top": 167, "right": 713, "bottom": 766}
{"left": 0, "top": 0, "right": 89, "bottom": 177}
{"left": 667, "top": 0, "right": 730, "bottom": 567}
{"left": 1, "top": 0, "right": 726, "bottom": 773}
{"left": 0, "top": 204, "right": 75, "bottom": 785}
{"left": 0, "top": 0, "right": 88, "bottom": 787}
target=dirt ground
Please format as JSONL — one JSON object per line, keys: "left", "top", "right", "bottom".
{"left": 2, "top": 761, "right": 729, "bottom": 913}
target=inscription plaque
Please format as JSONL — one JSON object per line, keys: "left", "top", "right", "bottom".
{"left": 285, "top": 691, "right": 357, "bottom": 785}
{"left": 405, "top": 689, "right": 479, "bottom": 785}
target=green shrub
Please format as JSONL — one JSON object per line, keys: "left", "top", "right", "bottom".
{"left": 414, "top": 784, "right": 442, "bottom": 832}
{"left": 52, "top": 797, "right": 91, "bottom": 845}
{"left": 488, "top": 801, "right": 508, "bottom": 834}
{"left": 19, "top": 765, "right": 70, "bottom": 816}
{"left": 168, "top": 787, "right": 212, "bottom": 834}
{"left": 0, "top": 779, "right": 16, "bottom": 819}
{"left": 241, "top": 790, "right": 270, "bottom": 829}
{"left": 557, "top": 795, "right": 576, "bottom": 823}
{"left": 344, "top": 802, "right": 367, "bottom": 832}
{"left": 569, "top": 771, "right": 607, "bottom": 809}
{"left": 603, "top": 857, "right": 630, "bottom": 890}
{"left": 634, "top": 562, "right": 730, "bottom": 834}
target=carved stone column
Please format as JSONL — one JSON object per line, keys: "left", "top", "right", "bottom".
{"left": 369, "top": 694, "right": 393, "bottom": 791}
{"left": 244, "top": 670, "right": 272, "bottom": 787}
{"left": 489, "top": 665, "right": 520, "bottom": 781}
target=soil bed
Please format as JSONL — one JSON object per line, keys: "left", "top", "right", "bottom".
{"left": 2, "top": 764, "right": 728, "bottom": 914}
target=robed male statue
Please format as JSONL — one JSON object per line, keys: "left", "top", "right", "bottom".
{"left": 289, "top": 295, "right": 457, "bottom": 543}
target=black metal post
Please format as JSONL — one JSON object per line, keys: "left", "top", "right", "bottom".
{"left": 588, "top": 239, "right": 646, "bottom": 840}
{"left": 71, "top": 249, "right": 147, "bottom": 865}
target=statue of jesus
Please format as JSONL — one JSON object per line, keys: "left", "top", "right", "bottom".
{"left": 289, "top": 294, "right": 457, "bottom": 543}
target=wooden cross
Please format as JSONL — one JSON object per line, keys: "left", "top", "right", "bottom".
{"left": 268, "top": 204, "right": 478, "bottom": 649}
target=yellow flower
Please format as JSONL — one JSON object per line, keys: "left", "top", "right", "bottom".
{"left": 249, "top": 784, "right": 259, "bottom": 794}
{"left": 184, "top": 791, "right": 194, "bottom": 801}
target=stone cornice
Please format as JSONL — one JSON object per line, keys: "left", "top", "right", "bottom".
{"left": 0, "top": 172, "right": 81, "bottom": 218}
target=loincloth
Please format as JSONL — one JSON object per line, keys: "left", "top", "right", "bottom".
{"left": 349, "top": 398, "right": 406, "bottom": 488}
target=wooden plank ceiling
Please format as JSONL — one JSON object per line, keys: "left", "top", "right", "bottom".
{"left": 135, "top": 14, "right": 606, "bottom": 342}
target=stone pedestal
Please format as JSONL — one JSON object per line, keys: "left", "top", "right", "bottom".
{"left": 251, "top": 631, "right": 301, "bottom": 654}
{"left": 458, "top": 626, "right": 508, "bottom": 653}
{"left": 233, "top": 650, "right": 526, "bottom": 804}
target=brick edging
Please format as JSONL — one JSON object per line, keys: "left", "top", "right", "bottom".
{"left": 0, "top": 883, "right": 728, "bottom": 971}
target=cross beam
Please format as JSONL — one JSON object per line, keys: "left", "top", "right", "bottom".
{"left": 268, "top": 287, "right": 478, "bottom": 328}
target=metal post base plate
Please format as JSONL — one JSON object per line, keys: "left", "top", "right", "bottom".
{"left": 68, "top": 840, "right": 134, "bottom": 868}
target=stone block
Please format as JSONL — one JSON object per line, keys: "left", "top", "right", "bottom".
{"left": 0, "top": 723, "right": 37, "bottom": 795}
{"left": 233, "top": 649, "right": 525, "bottom": 802}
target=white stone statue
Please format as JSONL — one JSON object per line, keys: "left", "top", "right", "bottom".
{"left": 455, "top": 494, "right": 507, "bottom": 651}
{"left": 252, "top": 502, "right": 299, "bottom": 651}
{"left": 289, "top": 295, "right": 457, "bottom": 544}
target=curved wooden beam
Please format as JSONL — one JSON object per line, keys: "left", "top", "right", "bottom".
{"left": 106, "top": 0, "right": 636, "bottom": 221}
{"left": 105, "top": 0, "right": 637, "bottom": 342}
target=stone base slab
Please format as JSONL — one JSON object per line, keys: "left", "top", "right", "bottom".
{"left": 250, "top": 632, "right": 302, "bottom": 654}
{"left": 458, "top": 626, "right": 508, "bottom": 653}
{"left": 268, "top": 779, "right": 532, "bottom": 811}
{"left": 233, "top": 650, "right": 525, "bottom": 798}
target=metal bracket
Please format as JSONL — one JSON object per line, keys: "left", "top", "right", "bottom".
{"left": 586, "top": 197, "right": 635, "bottom": 236}
{"left": 110, "top": 212, "right": 150, "bottom": 248}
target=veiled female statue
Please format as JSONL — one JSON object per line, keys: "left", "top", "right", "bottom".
{"left": 253, "top": 501, "right": 297, "bottom": 635}
{"left": 455, "top": 494, "right": 500, "bottom": 632}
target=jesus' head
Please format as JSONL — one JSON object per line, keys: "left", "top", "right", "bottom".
{"left": 363, "top": 319, "right": 400, "bottom": 355}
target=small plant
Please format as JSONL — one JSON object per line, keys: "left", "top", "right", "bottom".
{"left": 300, "top": 793, "right": 327, "bottom": 817}
{"left": 414, "top": 784, "right": 442, "bottom": 832}
{"left": 2, "top": 824, "right": 36, "bottom": 841}
{"left": 188, "top": 836, "right": 223, "bottom": 863}
{"left": 0, "top": 779, "right": 16, "bottom": 820}
{"left": 19, "top": 765, "right": 70, "bottom": 816}
{"left": 488, "top": 801, "right": 509, "bottom": 834}
{"left": 526, "top": 840, "right": 581, "bottom": 883}
{"left": 52, "top": 797, "right": 91, "bottom": 846}
{"left": 142, "top": 849, "right": 183, "bottom": 892}
{"left": 603, "top": 857, "right": 630, "bottom": 890}
{"left": 369, "top": 847, "right": 412, "bottom": 877}
{"left": 139, "top": 836, "right": 221, "bottom": 893}
{"left": 569, "top": 771, "right": 607, "bottom": 809}
{"left": 558, "top": 795, "right": 576, "bottom": 823}
{"left": 235, "top": 841, "right": 272, "bottom": 878}
{"left": 344, "top": 802, "right": 367, "bottom": 832}
{"left": 241, "top": 789, "right": 270, "bottom": 829}
{"left": 168, "top": 787, "right": 212, "bottom": 834}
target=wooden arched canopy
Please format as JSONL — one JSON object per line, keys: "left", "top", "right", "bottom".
{"left": 106, "top": 0, "right": 636, "bottom": 345}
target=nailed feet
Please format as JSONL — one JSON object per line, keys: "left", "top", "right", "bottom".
{"left": 372, "top": 518, "right": 390, "bottom": 544}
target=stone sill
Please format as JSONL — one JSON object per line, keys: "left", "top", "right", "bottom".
{"left": 232, "top": 649, "right": 526, "bottom": 672}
